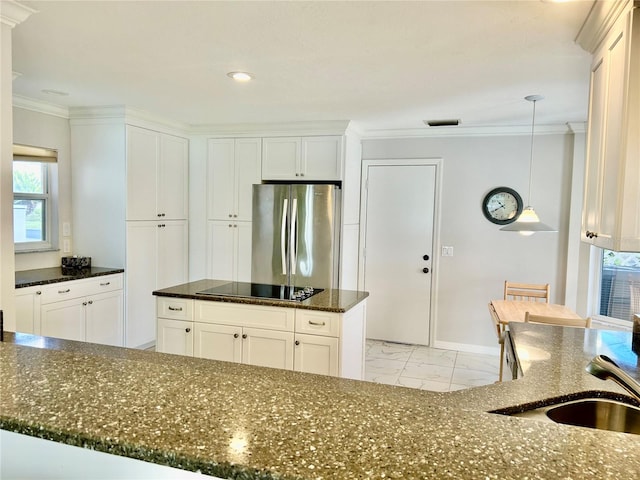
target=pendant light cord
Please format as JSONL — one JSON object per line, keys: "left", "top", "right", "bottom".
{"left": 527, "top": 99, "right": 537, "bottom": 206}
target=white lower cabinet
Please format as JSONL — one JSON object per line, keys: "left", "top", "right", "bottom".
{"left": 15, "top": 285, "right": 43, "bottom": 334}
{"left": 155, "top": 297, "right": 366, "bottom": 379}
{"left": 294, "top": 333, "right": 339, "bottom": 376}
{"left": 37, "top": 274, "right": 124, "bottom": 346}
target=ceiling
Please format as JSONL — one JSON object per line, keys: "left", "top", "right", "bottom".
{"left": 11, "top": 0, "right": 595, "bottom": 135}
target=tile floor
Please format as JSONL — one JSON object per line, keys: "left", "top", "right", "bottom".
{"left": 365, "top": 339, "right": 500, "bottom": 392}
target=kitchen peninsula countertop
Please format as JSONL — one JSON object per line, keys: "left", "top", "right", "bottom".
{"left": 15, "top": 266, "right": 124, "bottom": 289}
{"left": 1, "top": 324, "right": 639, "bottom": 479}
{"left": 153, "top": 279, "right": 369, "bottom": 313}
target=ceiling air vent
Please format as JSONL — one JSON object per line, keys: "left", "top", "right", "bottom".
{"left": 423, "top": 119, "right": 460, "bottom": 127}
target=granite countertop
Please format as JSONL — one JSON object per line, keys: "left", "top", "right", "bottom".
{"left": 15, "top": 266, "right": 125, "bottom": 289}
{"left": 1, "top": 323, "right": 640, "bottom": 479}
{"left": 153, "top": 279, "right": 369, "bottom": 313}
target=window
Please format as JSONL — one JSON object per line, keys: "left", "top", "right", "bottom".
{"left": 13, "top": 160, "right": 55, "bottom": 251}
{"left": 599, "top": 250, "right": 640, "bottom": 322}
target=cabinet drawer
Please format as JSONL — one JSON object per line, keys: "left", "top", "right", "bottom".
{"left": 295, "top": 310, "right": 339, "bottom": 337}
{"left": 195, "top": 301, "right": 294, "bottom": 331}
{"left": 157, "top": 297, "right": 194, "bottom": 321}
{"left": 40, "top": 274, "right": 123, "bottom": 304}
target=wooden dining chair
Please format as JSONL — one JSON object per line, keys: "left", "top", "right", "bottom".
{"left": 504, "top": 281, "right": 550, "bottom": 303}
{"left": 488, "top": 302, "right": 506, "bottom": 381}
{"left": 524, "top": 312, "right": 591, "bottom": 328}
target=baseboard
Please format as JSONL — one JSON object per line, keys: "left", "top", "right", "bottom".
{"left": 433, "top": 340, "right": 500, "bottom": 356}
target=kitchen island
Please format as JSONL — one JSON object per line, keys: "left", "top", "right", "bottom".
{"left": 1, "top": 323, "right": 639, "bottom": 478}
{"left": 153, "top": 280, "right": 369, "bottom": 379}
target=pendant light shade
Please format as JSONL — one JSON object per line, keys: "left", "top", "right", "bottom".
{"left": 500, "top": 95, "right": 557, "bottom": 235}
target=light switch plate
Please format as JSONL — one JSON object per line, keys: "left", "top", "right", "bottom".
{"left": 441, "top": 246, "right": 454, "bottom": 257}
{"left": 63, "top": 222, "right": 71, "bottom": 237}
{"left": 63, "top": 239, "right": 71, "bottom": 253}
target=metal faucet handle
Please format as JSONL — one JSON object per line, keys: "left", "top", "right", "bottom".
{"left": 586, "top": 355, "right": 640, "bottom": 402}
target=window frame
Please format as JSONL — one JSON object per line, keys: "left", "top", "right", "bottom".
{"left": 13, "top": 160, "right": 57, "bottom": 252}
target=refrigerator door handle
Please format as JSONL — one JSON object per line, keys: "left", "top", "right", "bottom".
{"left": 290, "top": 198, "right": 298, "bottom": 275}
{"left": 281, "top": 198, "right": 288, "bottom": 275}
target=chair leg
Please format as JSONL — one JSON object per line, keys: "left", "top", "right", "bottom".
{"left": 498, "top": 341, "right": 505, "bottom": 382}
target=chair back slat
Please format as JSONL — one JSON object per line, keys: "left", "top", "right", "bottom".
{"left": 524, "top": 312, "right": 591, "bottom": 328}
{"left": 504, "top": 281, "right": 550, "bottom": 303}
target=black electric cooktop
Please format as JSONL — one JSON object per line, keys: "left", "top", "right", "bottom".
{"left": 196, "top": 282, "right": 323, "bottom": 302}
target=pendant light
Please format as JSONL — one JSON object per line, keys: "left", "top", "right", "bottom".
{"left": 501, "top": 95, "right": 557, "bottom": 236}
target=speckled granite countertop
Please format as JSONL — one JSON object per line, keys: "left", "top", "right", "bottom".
{"left": 15, "top": 266, "right": 124, "bottom": 288}
{"left": 153, "top": 279, "right": 369, "bottom": 313}
{"left": 1, "top": 324, "right": 640, "bottom": 479}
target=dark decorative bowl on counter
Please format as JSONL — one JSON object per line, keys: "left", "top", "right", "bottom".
{"left": 61, "top": 256, "right": 91, "bottom": 268}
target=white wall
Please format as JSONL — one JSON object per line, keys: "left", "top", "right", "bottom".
{"left": 12, "top": 107, "right": 72, "bottom": 271}
{"left": 362, "top": 132, "right": 576, "bottom": 350}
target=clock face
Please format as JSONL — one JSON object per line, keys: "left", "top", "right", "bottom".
{"left": 482, "top": 187, "right": 523, "bottom": 225}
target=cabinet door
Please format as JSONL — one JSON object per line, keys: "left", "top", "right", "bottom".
{"left": 262, "top": 137, "right": 300, "bottom": 180}
{"left": 235, "top": 138, "right": 262, "bottom": 221}
{"left": 301, "top": 136, "right": 343, "bottom": 180}
{"left": 41, "top": 298, "right": 85, "bottom": 342}
{"left": 157, "top": 220, "right": 189, "bottom": 289}
{"left": 294, "top": 333, "right": 339, "bottom": 376}
{"left": 85, "top": 291, "right": 124, "bottom": 346}
{"left": 582, "top": 54, "right": 607, "bottom": 240}
{"left": 15, "top": 287, "right": 42, "bottom": 334}
{"left": 207, "top": 220, "right": 235, "bottom": 281}
{"left": 156, "top": 318, "right": 194, "bottom": 356}
{"left": 207, "top": 139, "right": 235, "bottom": 221}
{"left": 126, "top": 221, "right": 158, "bottom": 348}
{"left": 235, "top": 221, "right": 253, "bottom": 282}
{"left": 159, "top": 134, "right": 188, "bottom": 220}
{"left": 242, "top": 328, "right": 294, "bottom": 370}
{"left": 126, "top": 126, "right": 159, "bottom": 221}
{"left": 194, "top": 323, "right": 242, "bottom": 362}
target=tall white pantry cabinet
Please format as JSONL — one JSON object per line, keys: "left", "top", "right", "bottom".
{"left": 70, "top": 109, "right": 189, "bottom": 348}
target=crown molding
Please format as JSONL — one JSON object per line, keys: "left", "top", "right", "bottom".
{"left": 566, "top": 122, "right": 587, "bottom": 134}
{"left": 68, "top": 105, "right": 190, "bottom": 137}
{"left": 190, "top": 120, "right": 352, "bottom": 137}
{"left": 575, "top": 0, "right": 637, "bottom": 53}
{"left": 13, "top": 94, "right": 70, "bottom": 118}
{"left": 360, "top": 124, "right": 572, "bottom": 139}
{"left": 0, "top": 0, "right": 36, "bottom": 28}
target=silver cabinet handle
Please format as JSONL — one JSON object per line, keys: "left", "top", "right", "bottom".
{"left": 100, "top": 282, "right": 111, "bottom": 286}
{"left": 308, "top": 320, "right": 326, "bottom": 326}
{"left": 58, "top": 288, "right": 71, "bottom": 294}
{"left": 168, "top": 306, "right": 183, "bottom": 312}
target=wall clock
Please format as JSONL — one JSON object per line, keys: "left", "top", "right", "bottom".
{"left": 482, "top": 187, "right": 523, "bottom": 225}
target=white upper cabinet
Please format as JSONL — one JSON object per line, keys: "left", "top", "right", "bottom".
{"left": 127, "top": 125, "right": 188, "bottom": 221}
{"left": 207, "top": 138, "right": 261, "bottom": 221}
{"left": 262, "top": 136, "right": 344, "bottom": 181}
{"left": 582, "top": 5, "right": 640, "bottom": 252}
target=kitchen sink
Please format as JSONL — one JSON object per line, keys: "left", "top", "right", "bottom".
{"left": 504, "top": 398, "right": 640, "bottom": 435}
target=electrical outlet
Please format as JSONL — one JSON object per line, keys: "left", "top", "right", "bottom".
{"left": 63, "top": 239, "right": 71, "bottom": 253}
{"left": 63, "top": 222, "right": 71, "bottom": 237}
{"left": 441, "top": 246, "right": 454, "bottom": 257}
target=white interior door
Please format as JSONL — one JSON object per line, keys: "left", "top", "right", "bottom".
{"left": 362, "top": 161, "right": 437, "bottom": 345}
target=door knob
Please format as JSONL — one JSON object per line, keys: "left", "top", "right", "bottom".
{"left": 423, "top": 255, "right": 429, "bottom": 261}
{"left": 423, "top": 267, "right": 429, "bottom": 274}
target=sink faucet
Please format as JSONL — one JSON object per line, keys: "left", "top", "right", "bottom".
{"left": 586, "top": 355, "right": 640, "bottom": 402}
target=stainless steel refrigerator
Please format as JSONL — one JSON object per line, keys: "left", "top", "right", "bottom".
{"left": 251, "top": 184, "right": 341, "bottom": 289}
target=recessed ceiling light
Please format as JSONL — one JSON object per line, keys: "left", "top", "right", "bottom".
{"left": 227, "top": 71, "right": 254, "bottom": 82}
{"left": 41, "top": 89, "right": 69, "bottom": 97}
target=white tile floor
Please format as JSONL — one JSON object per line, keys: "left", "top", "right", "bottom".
{"left": 365, "top": 339, "right": 500, "bottom": 392}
